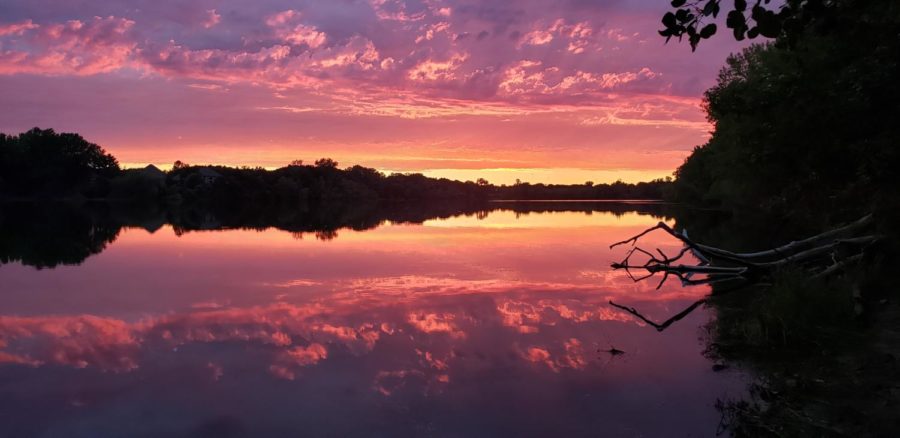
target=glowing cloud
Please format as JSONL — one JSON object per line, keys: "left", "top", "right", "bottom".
{"left": 0, "top": 0, "right": 746, "bottom": 182}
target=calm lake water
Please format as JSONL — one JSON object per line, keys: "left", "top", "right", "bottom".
{"left": 0, "top": 202, "right": 744, "bottom": 437}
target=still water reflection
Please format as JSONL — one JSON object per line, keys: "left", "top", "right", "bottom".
{"left": 0, "top": 203, "right": 743, "bottom": 437}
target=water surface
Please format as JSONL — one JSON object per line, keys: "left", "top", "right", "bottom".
{"left": 0, "top": 203, "right": 743, "bottom": 437}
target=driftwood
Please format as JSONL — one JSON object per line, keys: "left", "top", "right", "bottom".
{"left": 608, "top": 215, "right": 880, "bottom": 331}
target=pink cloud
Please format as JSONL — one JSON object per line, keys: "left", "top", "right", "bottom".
{"left": 369, "top": 0, "right": 427, "bottom": 22}
{"left": 0, "top": 250, "right": 710, "bottom": 392}
{"left": 202, "top": 9, "right": 221, "bottom": 29}
{"left": 496, "top": 63, "right": 661, "bottom": 104}
{"left": 407, "top": 52, "right": 468, "bottom": 82}
{"left": 282, "top": 343, "right": 328, "bottom": 366}
{"left": 373, "top": 369, "right": 423, "bottom": 395}
{"left": 407, "top": 312, "right": 465, "bottom": 338}
{"left": 0, "top": 1, "right": 748, "bottom": 178}
{"left": 521, "top": 338, "right": 587, "bottom": 372}
{"left": 0, "top": 4, "right": 716, "bottom": 108}
{"left": 519, "top": 19, "right": 595, "bottom": 54}
{"left": 522, "top": 29, "right": 553, "bottom": 46}
{"left": 265, "top": 10, "right": 301, "bottom": 28}
{"left": 266, "top": 10, "right": 327, "bottom": 48}
{"left": 268, "top": 364, "right": 297, "bottom": 380}
{"left": 0, "top": 314, "right": 140, "bottom": 371}
{"left": 0, "top": 16, "right": 136, "bottom": 75}
{"left": 0, "top": 19, "right": 38, "bottom": 36}
{"left": 415, "top": 22, "right": 451, "bottom": 43}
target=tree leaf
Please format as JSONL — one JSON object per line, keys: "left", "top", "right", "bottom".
{"left": 662, "top": 12, "right": 677, "bottom": 28}
{"left": 726, "top": 10, "right": 745, "bottom": 29}
{"left": 700, "top": 23, "right": 718, "bottom": 39}
{"left": 690, "top": 33, "right": 701, "bottom": 51}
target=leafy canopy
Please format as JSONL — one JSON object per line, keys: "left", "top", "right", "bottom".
{"left": 660, "top": 0, "right": 833, "bottom": 51}
{"left": 669, "top": 0, "right": 900, "bottom": 224}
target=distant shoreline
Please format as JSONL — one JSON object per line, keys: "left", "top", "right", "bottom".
{"left": 489, "top": 199, "right": 666, "bottom": 203}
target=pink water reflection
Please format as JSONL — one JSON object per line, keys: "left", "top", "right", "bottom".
{"left": 0, "top": 208, "right": 742, "bottom": 437}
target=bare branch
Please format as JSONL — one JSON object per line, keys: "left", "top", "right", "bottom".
{"left": 610, "top": 221, "right": 760, "bottom": 267}
{"left": 757, "top": 235, "right": 881, "bottom": 269}
{"left": 813, "top": 253, "right": 865, "bottom": 278}
{"left": 609, "top": 215, "right": 876, "bottom": 267}
{"left": 695, "top": 214, "right": 874, "bottom": 262}
{"left": 609, "top": 222, "right": 669, "bottom": 249}
{"left": 606, "top": 215, "right": 879, "bottom": 332}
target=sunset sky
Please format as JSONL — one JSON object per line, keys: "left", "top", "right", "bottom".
{"left": 0, "top": 0, "right": 745, "bottom": 184}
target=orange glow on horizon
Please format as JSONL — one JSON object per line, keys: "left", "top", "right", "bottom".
{"left": 122, "top": 160, "right": 674, "bottom": 185}
{"left": 0, "top": 0, "right": 740, "bottom": 186}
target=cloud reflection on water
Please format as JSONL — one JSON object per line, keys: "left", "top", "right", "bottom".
{"left": 0, "top": 206, "right": 741, "bottom": 437}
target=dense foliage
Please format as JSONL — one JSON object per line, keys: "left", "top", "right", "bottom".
{"left": 0, "top": 128, "right": 671, "bottom": 203}
{"left": 489, "top": 179, "right": 671, "bottom": 200}
{"left": 164, "top": 163, "right": 485, "bottom": 205}
{"left": 661, "top": 0, "right": 850, "bottom": 51}
{"left": 0, "top": 128, "right": 120, "bottom": 197}
{"left": 670, "top": 0, "right": 900, "bottom": 226}
{"left": 163, "top": 164, "right": 670, "bottom": 206}
{"left": 660, "top": 1, "right": 900, "bottom": 434}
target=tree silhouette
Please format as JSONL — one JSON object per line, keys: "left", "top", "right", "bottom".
{"left": 660, "top": 0, "right": 836, "bottom": 51}
{"left": 1, "top": 127, "right": 672, "bottom": 202}
{"left": 0, "top": 127, "right": 119, "bottom": 196}
{"left": 314, "top": 158, "right": 338, "bottom": 168}
{"left": 668, "top": 0, "right": 900, "bottom": 221}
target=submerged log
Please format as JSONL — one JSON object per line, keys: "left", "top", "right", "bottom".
{"left": 608, "top": 215, "right": 880, "bottom": 330}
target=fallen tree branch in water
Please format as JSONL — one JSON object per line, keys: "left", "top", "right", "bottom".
{"left": 813, "top": 253, "right": 865, "bottom": 278}
{"left": 610, "top": 221, "right": 755, "bottom": 266}
{"left": 608, "top": 215, "right": 879, "bottom": 330}
{"left": 695, "top": 214, "right": 874, "bottom": 262}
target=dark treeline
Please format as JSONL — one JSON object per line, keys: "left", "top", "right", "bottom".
{"left": 655, "top": 0, "right": 900, "bottom": 435}
{"left": 0, "top": 128, "right": 120, "bottom": 198}
{"left": 488, "top": 179, "right": 671, "bottom": 200}
{"left": 0, "top": 128, "right": 670, "bottom": 205}
{"left": 669, "top": 0, "right": 899, "bottom": 230}
{"left": 0, "top": 200, "right": 670, "bottom": 269}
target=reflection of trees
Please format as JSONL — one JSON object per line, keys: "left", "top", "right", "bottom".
{"left": 314, "top": 230, "right": 338, "bottom": 241}
{"left": 0, "top": 203, "right": 122, "bottom": 269}
{"left": 0, "top": 202, "right": 167, "bottom": 269}
{"left": 1, "top": 200, "right": 673, "bottom": 268}
{"left": 166, "top": 200, "right": 674, "bottom": 239}
{"left": 490, "top": 200, "right": 671, "bottom": 219}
